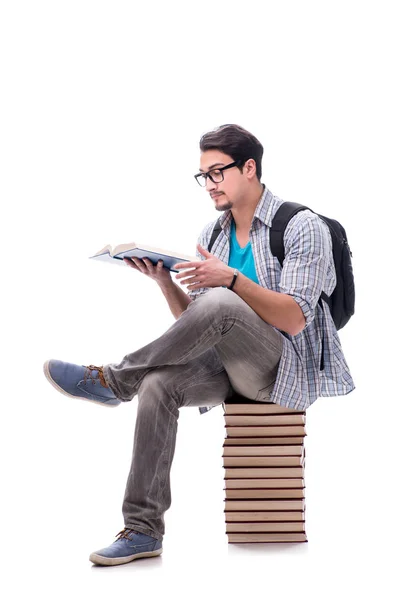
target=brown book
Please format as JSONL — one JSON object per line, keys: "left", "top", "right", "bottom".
{"left": 223, "top": 402, "right": 304, "bottom": 415}
{"left": 226, "top": 426, "right": 306, "bottom": 437}
{"left": 224, "top": 467, "right": 304, "bottom": 479}
{"left": 223, "top": 445, "right": 304, "bottom": 457}
{"left": 224, "top": 437, "right": 306, "bottom": 446}
{"left": 223, "top": 455, "right": 304, "bottom": 468}
{"left": 226, "top": 522, "right": 305, "bottom": 533}
{"left": 225, "top": 499, "right": 305, "bottom": 511}
{"left": 224, "top": 414, "right": 305, "bottom": 426}
{"left": 224, "top": 478, "right": 305, "bottom": 489}
{"left": 225, "top": 511, "right": 305, "bottom": 522}
{"left": 224, "top": 488, "right": 305, "bottom": 499}
{"left": 227, "top": 532, "right": 307, "bottom": 543}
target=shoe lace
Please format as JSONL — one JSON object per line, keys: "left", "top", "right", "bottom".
{"left": 83, "top": 365, "right": 108, "bottom": 388}
{"left": 115, "top": 528, "right": 136, "bottom": 541}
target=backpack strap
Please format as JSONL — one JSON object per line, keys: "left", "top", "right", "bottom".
{"left": 270, "top": 202, "right": 310, "bottom": 266}
{"left": 208, "top": 220, "right": 222, "bottom": 253}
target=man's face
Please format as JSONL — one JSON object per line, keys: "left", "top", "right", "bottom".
{"left": 198, "top": 150, "right": 246, "bottom": 212}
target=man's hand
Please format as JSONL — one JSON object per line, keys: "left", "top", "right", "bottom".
{"left": 174, "top": 244, "right": 233, "bottom": 291}
{"left": 123, "top": 257, "right": 173, "bottom": 287}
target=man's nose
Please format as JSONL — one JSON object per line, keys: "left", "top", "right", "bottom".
{"left": 205, "top": 175, "right": 217, "bottom": 192}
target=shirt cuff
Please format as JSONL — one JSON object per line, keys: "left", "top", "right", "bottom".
{"left": 290, "top": 295, "right": 314, "bottom": 328}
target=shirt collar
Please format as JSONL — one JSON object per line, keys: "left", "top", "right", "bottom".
{"left": 218, "top": 184, "right": 276, "bottom": 233}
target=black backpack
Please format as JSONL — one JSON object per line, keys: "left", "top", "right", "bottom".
{"left": 208, "top": 202, "right": 355, "bottom": 330}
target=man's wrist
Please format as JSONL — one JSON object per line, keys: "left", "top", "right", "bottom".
{"left": 158, "top": 277, "right": 175, "bottom": 293}
{"left": 224, "top": 267, "right": 234, "bottom": 287}
{"left": 227, "top": 267, "right": 238, "bottom": 290}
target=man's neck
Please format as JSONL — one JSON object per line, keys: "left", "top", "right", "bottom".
{"left": 230, "top": 183, "right": 265, "bottom": 231}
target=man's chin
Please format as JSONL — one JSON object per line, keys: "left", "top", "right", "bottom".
{"left": 214, "top": 200, "right": 233, "bottom": 211}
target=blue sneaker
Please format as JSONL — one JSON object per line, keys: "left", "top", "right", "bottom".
{"left": 89, "top": 528, "right": 163, "bottom": 566}
{"left": 43, "top": 359, "right": 121, "bottom": 407}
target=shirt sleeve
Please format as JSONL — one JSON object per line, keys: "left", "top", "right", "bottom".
{"left": 278, "top": 210, "right": 333, "bottom": 328}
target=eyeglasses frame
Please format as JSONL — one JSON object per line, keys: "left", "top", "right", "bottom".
{"left": 194, "top": 159, "right": 245, "bottom": 187}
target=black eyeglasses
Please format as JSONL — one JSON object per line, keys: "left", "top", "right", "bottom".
{"left": 194, "top": 160, "right": 243, "bottom": 187}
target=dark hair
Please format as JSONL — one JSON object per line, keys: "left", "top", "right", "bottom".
{"left": 199, "top": 124, "right": 263, "bottom": 180}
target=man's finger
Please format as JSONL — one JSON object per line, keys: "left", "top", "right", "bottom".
{"left": 174, "top": 262, "right": 199, "bottom": 270}
{"left": 124, "top": 258, "right": 137, "bottom": 268}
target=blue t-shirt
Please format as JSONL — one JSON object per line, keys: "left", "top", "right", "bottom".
{"left": 228, "top": 219, "right": 259, "bottom": 284}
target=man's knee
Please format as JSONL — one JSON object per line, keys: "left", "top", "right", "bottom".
{"left": 196, "top": 287, "right": 244, "bottom": 316}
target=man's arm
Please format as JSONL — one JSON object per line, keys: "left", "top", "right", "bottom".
{"left": 229, "top": 273, "right": 305, "bottom": 336}
{"left": 159, "top": 279, "right": 192, "bottom": 320}
{"left": 222, "top": 211, "right": 331, "bottom": 337}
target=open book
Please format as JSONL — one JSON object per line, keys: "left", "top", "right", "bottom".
{"left": 89, "top": 242, "right": 198, "bottom": 272}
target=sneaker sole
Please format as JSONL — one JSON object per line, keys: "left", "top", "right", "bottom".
{"left": 89, "top": 547, "right": 163, "bottom": 566}
{"left": 43, "top": 360, "right": 120, "bottom": 408}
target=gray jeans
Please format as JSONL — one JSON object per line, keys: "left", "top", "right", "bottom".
{"left": 103, "top": 287, "right": 283, "bottom": 542}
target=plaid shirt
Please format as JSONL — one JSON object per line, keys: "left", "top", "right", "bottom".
{"left": 188, "top": 185, "right": 355, "bottom": 415}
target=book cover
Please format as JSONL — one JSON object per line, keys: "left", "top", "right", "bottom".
{"left": 224, "top": 499, "right": 305, "bottom": 511}
{"left": 225, "top": 511, "right": 305, "bottom": 522}
{"left": 225, "top": 426, "right": 306, "bottom": 437}
{"left": 223, "top": 401, "right": 305, "bottom": 415}
{"left": 90, "top": 242, "right": 197, "bottom": 273}
{"left": 223, "top": 436, "right": 306, "bottom": 445}
{"left": 223, "top": 455, "right": 305, "bottom": 467}
{"left": 224, "top": 467, "right": 305, "bottom": 479}
{"left": 224, "top": 478, "right": 305, "bottom": 489}
{"left": 224, "top": 488, "right": 305, "bottom": 499}
{"left": 227, "top": 532, "right": 308, "bottom": 543}
{"left": 226, "top": 522, "right": 306, "bottom": 533}
{"left": 224, "top": 414, "right": 305, "bottom": 426}
{"left": 223, "top": 445, "right": 304, "bottom": 456}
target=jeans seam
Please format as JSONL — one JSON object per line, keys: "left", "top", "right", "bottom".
{"left": 219, "top": 316, "right": 284, "bottom": 355}
{"left": 163, "top": 315, "right": 282, "bottom": 371}
{"left": 157, "top": 408, "right": 175, "bottom": 511}
{"left": 171, "top": 324, "right": 222, "bottom": 365}
{"left": 177, "top": 368, "right": 227, "bottom": 396}
{"left": 174, "top": 364, "right": 226, "bottom": 396}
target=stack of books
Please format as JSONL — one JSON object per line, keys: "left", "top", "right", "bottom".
{"left": 222, "top": 396, "right": 307, "bottom": 543}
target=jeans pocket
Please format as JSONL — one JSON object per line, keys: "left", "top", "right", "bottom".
{"left": 255, "top": 381, "right": 276, "bottom": 402}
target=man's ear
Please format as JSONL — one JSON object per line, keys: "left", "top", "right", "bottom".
{"left": 245, "top": 158, "right": 257, "bottom": 179}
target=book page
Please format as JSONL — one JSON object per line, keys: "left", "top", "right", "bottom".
{"left": 90, "top": 252, "right": 127, "bottom": 267}
{"left": 91, "top": 244, "right": 113, "bottom": 257}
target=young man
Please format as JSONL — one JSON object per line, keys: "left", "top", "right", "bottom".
{"left": 43, "top": 124, "right": 354, "bottom": 566}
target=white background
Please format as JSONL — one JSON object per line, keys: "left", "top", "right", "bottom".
{"left": 1, "top": 1, "right": 399, "bottom": 598}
